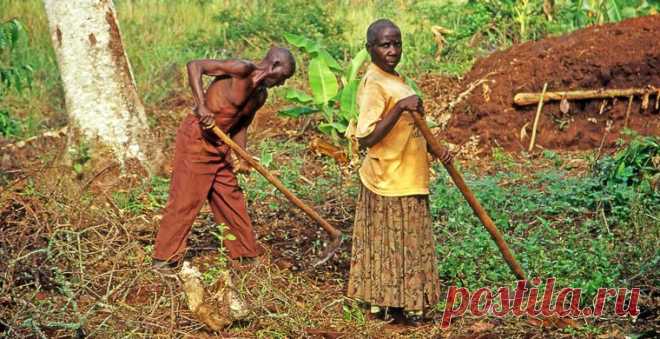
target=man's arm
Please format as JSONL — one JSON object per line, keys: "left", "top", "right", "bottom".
{"left": 187, "top": 60, "right": 254, "bottom": 127}
{"left": 358, "top": 95, "right": 422, "bottom": 148}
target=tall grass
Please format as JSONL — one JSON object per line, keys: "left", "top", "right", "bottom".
{"left": 1, "top": 0, "right": 62, "bottom": 135}
{"left": 1, "top": 0, "right": 657, "bottom": 138}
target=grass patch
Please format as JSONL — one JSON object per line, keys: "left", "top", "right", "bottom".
{"left": 430, "top": 136, "right": 658, "bottom": 304}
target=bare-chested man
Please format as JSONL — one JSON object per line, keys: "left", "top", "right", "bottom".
{"left": 152, "top": 48, "right": 296, "bottom": 270}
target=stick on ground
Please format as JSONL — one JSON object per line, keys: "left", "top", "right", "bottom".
{"left": 624, "top": 95, "right": 634, "bottom": 128}
{"left": 528, "top": 83, "right": 548, "bottom": 152}
{"left": 514, "top": 87, "right": 657, "bottom": 106}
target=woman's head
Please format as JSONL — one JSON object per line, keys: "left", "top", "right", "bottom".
{"left": 366, "top": 19, "right": 402, "bottom": 74}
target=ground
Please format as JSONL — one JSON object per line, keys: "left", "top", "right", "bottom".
{"left": 1, "top": 15, "right": 658, "bottom": 339}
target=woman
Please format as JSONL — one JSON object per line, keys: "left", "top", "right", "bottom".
{"left": 347, "top": 19, "right": 452, "bottom": 325}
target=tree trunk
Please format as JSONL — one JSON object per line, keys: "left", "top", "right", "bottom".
{"left": 43, "top": 0, "right": 162, "bottom": 174}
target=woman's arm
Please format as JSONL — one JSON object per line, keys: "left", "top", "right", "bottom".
{"left": 358, "top": 94, "right": 422, "bottom": 148}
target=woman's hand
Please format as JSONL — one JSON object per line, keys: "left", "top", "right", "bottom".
{"left": 435, "top": 147, "right": 453, "bottom": 165}
{"left": 396, "top": 95, "right": 423, "bottom": 113}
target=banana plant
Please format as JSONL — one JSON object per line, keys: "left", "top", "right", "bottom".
{"left": 279, "top": 32, "right": 368, "bottom": 141}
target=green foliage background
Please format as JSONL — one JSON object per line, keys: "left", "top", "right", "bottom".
{"left": 1, "top": 0, "right": 658, "bottom": 139}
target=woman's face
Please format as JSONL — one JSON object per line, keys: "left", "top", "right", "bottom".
{"left": 368, "top": 26, "right": 402, "bottom": 74}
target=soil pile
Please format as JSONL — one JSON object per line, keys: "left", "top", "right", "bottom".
{"left": 447, "top": 15, "right": 660, "bottom": 152}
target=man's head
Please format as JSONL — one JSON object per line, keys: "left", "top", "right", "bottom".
{"left": 365, "top": 19, "right": 402, "bottom": 74}
{"left": 261, "top": 47, "right": 296, "bottom": 87}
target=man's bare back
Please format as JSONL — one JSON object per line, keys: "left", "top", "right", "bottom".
{"left": 205, "top": 74, "right": 267, "bottom": 134}
{"left": 185, "top": 49, "right": 295, "bottom": 171}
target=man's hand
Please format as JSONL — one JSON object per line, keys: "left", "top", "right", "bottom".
{"left": 396, "top": 95, "right": 424, "bottom": 113}
{"left": 233, "top": 159, "right": 251, "bottom": 175}
{"left": 195, "top": 105, "right": 215, "bottom": 129}
{"left": 435, "top": 147, "right": 454, "bottom": 165}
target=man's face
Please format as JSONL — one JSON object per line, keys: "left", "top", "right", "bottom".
{"left": 368, "top": 26, "right": 402, "bottom": 73}
{"left": 264, "top": 64, "right": 292, "bottom": 88}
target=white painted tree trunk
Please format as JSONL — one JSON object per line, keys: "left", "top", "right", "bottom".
{"left": 43, "top": 0, "right": 160, "bottom": 170}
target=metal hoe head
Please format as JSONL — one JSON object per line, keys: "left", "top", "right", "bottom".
{"left": 312, "top": 235, "right": 343, "bottom": 267}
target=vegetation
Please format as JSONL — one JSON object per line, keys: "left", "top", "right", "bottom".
{"left": 431, "top": 134, "right": 658, "bottom": 306}
{"left": 0, "top": 19, "right": 34, "bottom": 138}
{"left": 2, "top": 0, "right": 658, "bottom": 139}
{"left": 278, "top": 33, "right": 368, "bottom": 140}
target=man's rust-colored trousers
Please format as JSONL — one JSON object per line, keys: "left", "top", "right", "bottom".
{"left": 153, "top": 114, "right": 263, "bottom": 262}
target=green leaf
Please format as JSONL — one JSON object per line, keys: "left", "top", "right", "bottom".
{"left": 283, "top": 32, "right": 318, "bottom": 54}
{"left": 9, "top": 19, "right": 23, "bottom": 46}
{"left": 318, "top": 122, "right": 346, "bottom": 135}
{"left": 225, "top": 233, "right": 237, "bottom": 241}
{"left": 620, "top": 6, "right": 637, "bottom": 19}
{"left": 277, "top": 106, "right": 318, "bottom": 118}
{"left": 260, "top": 149, "right": 273, "bottom": 168}
{"left": 283, "top": 32, "right": 308, "bottom": 49}
{"left": 0, "top": 29, "right": 6, "bottom": 49}
{"left": 0, "top": 69, "right": 10, "bottom": 89}
{"left": 346, "top": 49, "right": 368, "bottom": 83}
{"left": 283, "top": 88, "right": 313, "bottom": 104}
{"left": 11, "top": 69, "right": 22, "bottom": 92}
{"left": 426, "top": 118, "right": 439, "bottom": 129}
{"left": 308, "top": 57, "right": 338, "bottom": 105}
{"left": 318, "top": 50, "right": 341, "bottom": 72}
{"left": 22, "top": 65, "right": 33, "bottom": 89}
{"left": 607, "top": 0, "right": 622, "bottom": 21}
{"left": 339, "top": 79, "right": 359, "bottom": 121}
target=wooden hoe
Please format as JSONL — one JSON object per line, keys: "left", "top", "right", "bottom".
{"left": 410, "top": 112, "right": 527, "bottom": 281}
{"left": 412, "top": 112, "right": 580, "bottom": 327}
{"left": 207, "top": 124, "right": 342, "bottom": 267}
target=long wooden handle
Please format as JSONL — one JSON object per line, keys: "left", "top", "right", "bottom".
{"left": 209, "top": 125, "right": 341, "bottom": 239}
{"left": 410, "top": 112, "right": 526, "bottom": 280}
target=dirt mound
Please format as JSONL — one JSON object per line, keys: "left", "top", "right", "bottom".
{"left": 447, "top": 15, "right": 660, "bottom": 152}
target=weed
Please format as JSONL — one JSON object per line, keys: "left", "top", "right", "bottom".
{"left": 342, "top": 302, "right": 366, "bottom": 325}
{"left": 203, "top": 223, "right": 235, "bottom": 285}
{"left": 430, "top": 137, "right": 657, "bottom": 304}
{"left": 542, "top": 149, "right": 563, "bottom": 167}
{"left": 492, "top": 146, "right": 516, "bottom": 167}
{"left": 241, "top": 138, "right": 346, "bottom": 210}
{"left": 67, "top": 141, "right": 91, "bottom": 176}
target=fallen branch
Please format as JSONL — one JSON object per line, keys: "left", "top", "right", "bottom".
{"left": 514, "top": 86, "right": 658, "bottom": 106}
{"left": 0, "top": 126, "right": 67, "bottom": 152}
{"left": 448, "top": 72, "right": 495, "bottom": 110}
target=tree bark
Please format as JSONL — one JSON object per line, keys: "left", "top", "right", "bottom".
{"left": 43, "top": 0, "right": 162, "bottom": 173}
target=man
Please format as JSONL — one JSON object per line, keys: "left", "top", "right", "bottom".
{"left": 152, "top": 48, "right": 296, "bottom": 271}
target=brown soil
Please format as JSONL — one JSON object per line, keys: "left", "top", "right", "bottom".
{"left": 447, "top": 15, "right": 660, "bottom": 152}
